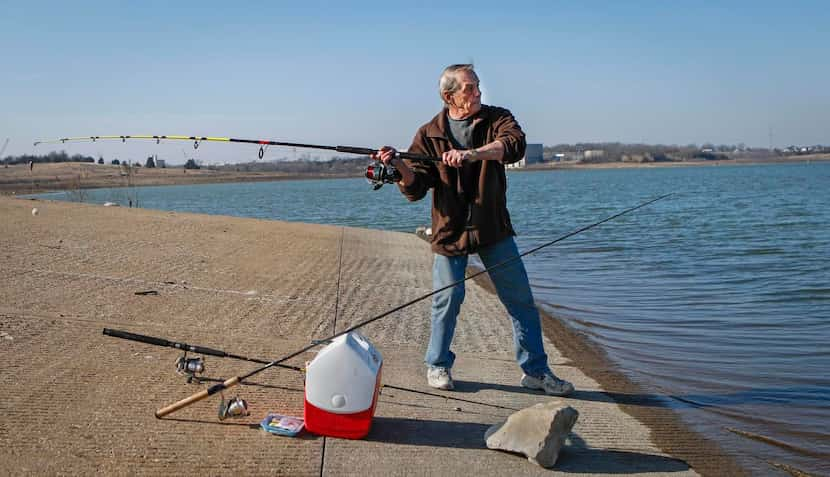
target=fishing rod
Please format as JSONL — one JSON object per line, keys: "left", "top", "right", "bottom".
{"left": 155, "top": 193, "right": 673, "bottom": 418}
{"left": 102, "top": 328, "right": 302, "bottom": 378}
{"left": 102, "top": 328, "right": 519, "bottom": 413}
{"left": 33, "top": 135, "right": 443, "bottom": 189}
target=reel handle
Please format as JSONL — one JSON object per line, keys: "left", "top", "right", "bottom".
{"left": 155, "top": 376, "right": 240, "bottom": 418}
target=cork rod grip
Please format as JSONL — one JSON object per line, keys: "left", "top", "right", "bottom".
{"left": 155, "top": 376, "right": 241, "bottom": 418}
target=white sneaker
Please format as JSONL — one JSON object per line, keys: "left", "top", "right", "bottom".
{"left": 521, "top": 372, "right": 574, "bottom": 396}
{"left": 427, "top": 367, "right": 454, "bottom": 390}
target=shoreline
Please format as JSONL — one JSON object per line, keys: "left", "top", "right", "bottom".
{"left": 521, "top": 154, "right": 830, "bottom": 171}
{"left": 466, "top": 264, "right": 748, "bottom": 476}
{"left": 3, "top": 155, "right": 828, "bottom": 196}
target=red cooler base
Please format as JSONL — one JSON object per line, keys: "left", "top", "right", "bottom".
{"left": 303, "top": 398, "right": 376, "bottom": 439}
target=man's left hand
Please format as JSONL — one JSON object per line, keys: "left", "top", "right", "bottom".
{"left": 442, "top": 149, "right": 474, "bottom": 168}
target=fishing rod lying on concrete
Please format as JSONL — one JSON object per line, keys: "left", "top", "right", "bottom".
{"left": 33, "top": 135, "right": 443, "bottom": 189}
{"left": 154, "top": 193, "right": 673, "bottom": 418}
{"left": 102, "top": 328, "right": 520, "bottom": 414}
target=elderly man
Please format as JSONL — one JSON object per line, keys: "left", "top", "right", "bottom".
{"left": 372, "top": 64, "right": 573, "bottom": 396}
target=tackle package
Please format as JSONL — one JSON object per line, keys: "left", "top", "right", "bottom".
{"left": 260, "top": 413, "right": 305, "bottom": 437}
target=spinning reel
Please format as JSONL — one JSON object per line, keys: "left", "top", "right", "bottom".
{"left": 175, "top": 353, "right": 250, "bottom": 420}
{"left": 175, "top": 352, "right": 205, "bottom": 384}
{"left": 365, "top": 161, "right": 402, "bottom": 190}
{"left": 218, "top": 395, "right": 250, "bottom": 420}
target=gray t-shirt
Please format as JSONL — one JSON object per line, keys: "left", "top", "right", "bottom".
{"left": 447, "top": 116, "right": 475, "bottom": 150}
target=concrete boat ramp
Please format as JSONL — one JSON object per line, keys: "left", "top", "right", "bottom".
{"left": 0, "top": 197, "right": 720, "bottom": 475}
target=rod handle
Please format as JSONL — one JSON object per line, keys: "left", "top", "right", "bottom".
{"left": 398, "top": 151, "right": 441, "bottom": 163}
{"left": 155, "top": 376, "right": 240, "bottom": 418}
{"left": 104, "top": 328, "right": 170, "bottom": 348}
{"left": 335, "top": 145, "right": 441, "bottom": 163}
{"left": 103, "top": 328, "right": 228, "bottom": 357}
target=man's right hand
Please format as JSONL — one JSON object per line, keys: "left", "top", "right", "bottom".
{"left": 371, "top": 146, "right": 398, "bottom": 166}
{"left": 371, "top": 146, "right": 414, "bottom": 186}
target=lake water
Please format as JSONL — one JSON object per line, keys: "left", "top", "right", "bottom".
{"left": 36, "top": 163, "right": 830, "bottom": 475}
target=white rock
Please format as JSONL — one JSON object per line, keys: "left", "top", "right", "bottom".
{"left": 485, "top": 400, "right": 578, "bottom": 468}
{"left": 31, "top": 207, "right": 39, "bottom": 216}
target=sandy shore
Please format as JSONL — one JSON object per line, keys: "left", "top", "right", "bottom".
{"left": 0, "top": 162, "right": 353, "bottom": 195}
{"left": 0, "top": 196, "right": 748, "bottom": 475}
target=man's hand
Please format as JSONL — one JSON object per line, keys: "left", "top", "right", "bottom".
{"left": 371, "top": 146, "right": 415, "bottom": 186}
{"left": 442, "top": 149, "right": 477, "bottom": 168}
{"left": 371, "top": 146, "right": 398, "bottom": 166}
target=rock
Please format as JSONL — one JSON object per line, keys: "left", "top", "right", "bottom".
{"left": 484, "top": 400, "right": 578, "bottom": 468}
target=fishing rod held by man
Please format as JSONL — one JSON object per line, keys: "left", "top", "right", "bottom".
{"left": 33, "top": 135, "right": 440, "bottom": 189}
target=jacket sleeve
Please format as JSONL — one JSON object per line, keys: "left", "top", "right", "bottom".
{"left": 492, "top": 108, "right": 526, "bottom": 165}
{"left": 398, "top": 126, "right": 438, "bottom": 202}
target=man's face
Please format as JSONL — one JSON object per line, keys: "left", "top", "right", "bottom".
{"left": 447, "top": 70, "right": 481, "bottom": 118}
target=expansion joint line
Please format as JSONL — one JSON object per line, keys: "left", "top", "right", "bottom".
{"left": 320, "top": 228, "right": 344, "bottom": 477}
{"left": 332, "top": 227, "right": 346, "bottom": 335}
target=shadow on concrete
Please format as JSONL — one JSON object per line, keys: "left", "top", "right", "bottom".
{"left": 366, "top": 417, "right": 489, "bottom": 448}
{"left": 554, "top": 434, "right": 691, "bottom": 474}
{"left": 452, "top": 379, "right": 544, "bottom": 396}
{"left": 365, "top": 418, "right": 691, "bottom": 473}
{"left": 554, "top": 447, "right": 691, "bottom": 474}
{"left": 159, "top": 417, "right": 321, "bottom": 440}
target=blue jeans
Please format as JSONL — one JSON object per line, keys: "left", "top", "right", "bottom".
{"left": 424, "top": 236, "right": 551, "bottom": 377}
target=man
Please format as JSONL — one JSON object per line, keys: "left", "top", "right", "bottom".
{"left": 371, "top": 64, "right": 574, "bottom": 396}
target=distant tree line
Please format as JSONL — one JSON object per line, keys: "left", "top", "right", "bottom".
{"left": 216, "top": 156, "right": 367, "bottom": 174}
{"left": 540, "top": 142, "right": 779, "bottom": 163}
{"left": 2, "top": 151, "right": 98, "bottom": 165}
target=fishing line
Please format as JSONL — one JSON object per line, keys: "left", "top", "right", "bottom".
{"left": 155, "top": 193, "right": 672, "bottom": 418}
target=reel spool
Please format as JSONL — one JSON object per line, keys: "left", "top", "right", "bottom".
{"left": 175, "top": 352, "right": 205, "bottom": 384}
{"left": 218, "top": 395, "right": 250, "bottom": 420}
{"left": 365, "top": 161, "right": 402, "bottom": 190}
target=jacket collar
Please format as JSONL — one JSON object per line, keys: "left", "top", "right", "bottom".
{"left": 425, "top": 104, "right": 492, "bottom": 139}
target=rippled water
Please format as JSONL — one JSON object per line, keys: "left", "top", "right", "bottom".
{"left": 36, "top": 162, "right": 830, "bottom": 475}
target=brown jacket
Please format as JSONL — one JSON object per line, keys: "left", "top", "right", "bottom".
{"left": 399, "top": 105, "right": 526, "bottom": 256}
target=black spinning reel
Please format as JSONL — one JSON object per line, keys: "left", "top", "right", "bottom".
{"left": 365, "top": 161, "right": 402, "bottom": 190}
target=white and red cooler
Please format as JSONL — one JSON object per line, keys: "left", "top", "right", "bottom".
{"left": 303, "top": 331, "right": 383, "bottom": 439}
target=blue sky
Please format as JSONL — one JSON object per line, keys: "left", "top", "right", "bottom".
{"left": 2, "top": 1, "right": 828, "bottom": 163}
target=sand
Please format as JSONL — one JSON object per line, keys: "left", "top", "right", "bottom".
{"left": 0, "top": 162, "right": 349, "bottom": 195}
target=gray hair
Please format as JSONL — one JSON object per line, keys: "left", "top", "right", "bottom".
{"left": 439, "top": 64, "right": 476, "bottom": 105}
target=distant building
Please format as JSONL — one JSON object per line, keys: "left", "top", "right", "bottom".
{"left": 507, "top": 143, "right": 543, "bottom": 169}
{"left": 156, "top": 159, "right": 166, "bottom": 168}
{"left": 525, "top": 143, "right": 543, "bottom": 164}
{"left": 583, "top": 150, "right": 605, "bottom": 160}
